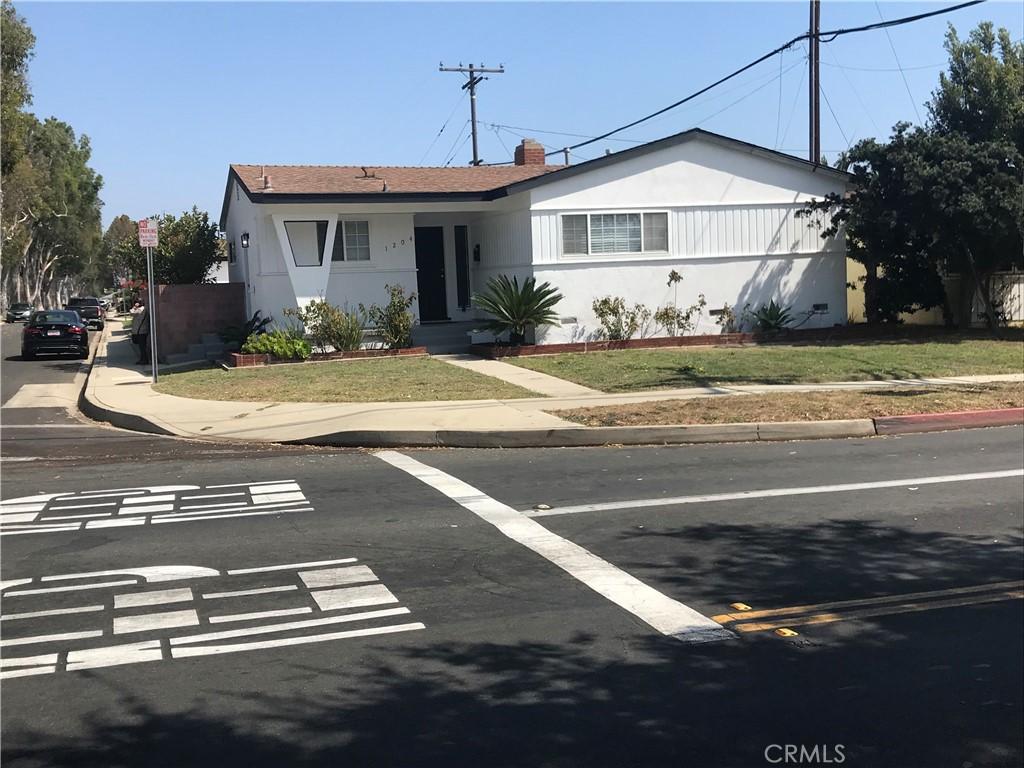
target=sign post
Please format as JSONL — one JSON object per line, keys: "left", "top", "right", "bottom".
{"left": 137, "top": 219, "right": 159, "bottom": 383}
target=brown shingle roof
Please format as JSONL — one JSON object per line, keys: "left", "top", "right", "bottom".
{"left": 231, "top": 163, "right": 563, "bottom": 196}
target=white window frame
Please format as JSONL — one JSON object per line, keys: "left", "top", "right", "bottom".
{"left": 332, "top": 219, "right": 371, "bottom": 263}
{"left": 559, "top": 211, "right": 670, "bottom": 257}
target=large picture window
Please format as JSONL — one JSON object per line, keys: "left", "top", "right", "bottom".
{"left": 561, "top": 212, "right": 668, "bottom": 256}
{"left": 332, "top": 220, "right": 370, "bottom": 261}
{"left": 284, "top": 220, "right": 328, "bottom": 266}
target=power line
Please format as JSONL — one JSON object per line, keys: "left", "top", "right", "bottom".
{"left": 444, "top": 132, "right": 473, "bottom": 167}
{"left": 774, "top": 50, "right": 785, "bottom": 149}
{"left": 821, "top": 42, "right": 882, "bottom": 139}
{"left": 419, "top": 91, "right": 468, "bottom": 165}
{"left": 486, "top": 122, "right": 645, "bottom": 144}
{"left": 544, "top": 0, "right": 985, "bottom": 156}
{"left": 819, "top": 82, "right": 851, "bottom": 149}
{"left": 874, "top": 2, "right": 924, "bottom": 124}
{"left": 439, "top": 120, "right": 470, "bottom": 167}
{"left": 820, "top": 60, "right": 944, "bottom": 73}
{"left": 697, "top": 58, "right": 805, "bottom": 128}
{"left": 779, "top": 48, "right": 808, "bottom": 149}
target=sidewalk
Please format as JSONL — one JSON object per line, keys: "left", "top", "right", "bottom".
{"left": 81, "top": 321, "right": 1024, "bottom": 447}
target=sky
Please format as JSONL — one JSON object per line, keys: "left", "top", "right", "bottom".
{"left": 15, "top": 1, "right": 1024, "bottom": 227}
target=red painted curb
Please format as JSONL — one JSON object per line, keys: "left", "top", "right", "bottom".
{"left": 874, "top": 408, "right": 1024, "bottom": 435}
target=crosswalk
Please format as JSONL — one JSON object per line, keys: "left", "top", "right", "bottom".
{"left": 0, "top": 480, "right": 314, "bottom": 536}
{"left": 0, "top": 556, "right": 425, "bottom": 678}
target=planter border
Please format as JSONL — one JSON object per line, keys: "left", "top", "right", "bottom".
{"left": 228, "top": 347, "right": 428, "bottom": 368}
{"left": 470, "top": 325, "right": 1002, "bottom": 358}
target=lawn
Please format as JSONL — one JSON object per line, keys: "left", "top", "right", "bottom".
{"left": 553, "top": 382, "right": 1024, "bottom": 427}
{"left": 509, "top": 339, "right": 1024, "bottom": 393}
{"left": 154, "top": 357, "right": 536, "bottom": 403}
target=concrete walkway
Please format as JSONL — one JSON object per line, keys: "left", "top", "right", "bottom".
{"left": 433, "top": 354, "right": 600, "bottom": 397}
{"left": 81, "top": 320, "right": 1023, "bottom": 444}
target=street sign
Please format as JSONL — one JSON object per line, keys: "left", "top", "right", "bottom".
{"left": 138, "top": 219, "right": 158, "bottom": 248}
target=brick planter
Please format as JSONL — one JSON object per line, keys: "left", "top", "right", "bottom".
{"left": 469, "top": 324, "right": 975, "bottom": 359}
{"left": 228, "top": 347, "right": 428, "bottom": 367}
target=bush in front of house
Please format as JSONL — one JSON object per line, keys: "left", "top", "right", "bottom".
{"left": 592, "top": 296, "right": 651, "bottom": 341}
{"left": 284, "top": 299, "right": 363, "bottom": 354}
{"left": 473, "top": 274, "right": 563, "bottom": 346}
{"left": 241, "top": 328, "right": 311, "bottom": 360}
{"left": 360, "top": 284, "right": 417, "bottom": 349}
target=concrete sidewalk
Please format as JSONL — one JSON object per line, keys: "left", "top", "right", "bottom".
{"left": 80, "top": 320, "right": 1023, "bottom": 446}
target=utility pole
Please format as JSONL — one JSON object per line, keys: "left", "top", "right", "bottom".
{"left": 808, "top": 0, "right": 821, "bottom": 164}
{"left": 439, "top": 62, "right": 505, "bottom": 165}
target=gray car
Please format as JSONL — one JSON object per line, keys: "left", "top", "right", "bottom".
{"left": 5, "top": 302, "right": 32, "bottom": 323}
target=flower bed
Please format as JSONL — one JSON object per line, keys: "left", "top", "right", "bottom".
{"left": 469, "top": 324, "right": 970, "bottom": 358}
{"left": 228, "top": 347, "right": 428, "bottom": 367}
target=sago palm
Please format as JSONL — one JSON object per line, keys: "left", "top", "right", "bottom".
{"left": 473, "top": 275, "right": 563, "bottom": 346}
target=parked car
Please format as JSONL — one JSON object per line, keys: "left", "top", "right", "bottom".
{"left": 22, "top": 310, "right": 89, "bottom": 359}
{"left": 64, "top": 296, "right": 105, "bottom": 330}
{"left": 5, "top": 302, "right": 32, "bottom": 323}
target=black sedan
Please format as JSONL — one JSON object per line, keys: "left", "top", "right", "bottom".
{"left": 5, "top": 302, "right": 32, "bottom": 323}
{"left": 21, "top": 310, "right": 90, "bottom": 360}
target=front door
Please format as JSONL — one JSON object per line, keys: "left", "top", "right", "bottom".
{"left": 414, "top": 227, "right": 448, "bottom": 321}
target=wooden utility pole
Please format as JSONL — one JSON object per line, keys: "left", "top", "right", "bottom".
{"left": 439, "top": 63, "right": 505, "bottom": 165}
{"left": 809, "top": 0, "right": 821, "bottom": 164}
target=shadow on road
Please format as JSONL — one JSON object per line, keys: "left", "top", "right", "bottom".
{"left": 3, "top": 522, "right": 1021, "bottom": 768}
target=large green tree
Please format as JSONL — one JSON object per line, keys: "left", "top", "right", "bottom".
{"left": 1, "top": 0, "right": 35, "bottom": 176}
{"left": 111, "top": 207, "right": 223, "bottom": 285}
{"left": 802, "top": 22, "right": 1023, "bottom": 328}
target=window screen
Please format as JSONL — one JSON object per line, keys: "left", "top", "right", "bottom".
{"left": 284, "top": 221, "right": 328, "bottom": 266}
{"left": 561, "top": 215, "right": 588, "bottom": 255}
{"left": 643, "top": 212, "right": 668, "bottom": 251}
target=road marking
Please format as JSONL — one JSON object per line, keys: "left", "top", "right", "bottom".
{"left": 208, "top": 607, "right": 312, "bottom": 624}
{"left": 0, "top": 424, "right": 96, "bottom": 428}
{"left": 171, "top": 623, "right": 425, "bottom": 659}
{"left": 525, "top": 469, "right": 1024, "bottom": 518}
{"left": 6, "top": 579, "right": 138, "bottom": 596}
{"left": 0, "top": 556, "right": 424, "bottom": 679}
{"left": 1, "top": 605, "right": 105, "bottom": 621}
{"left": 66, "top": 640, "right": 164, "bottom": 672}
{"left": 0, "top": 481, "right": 316, "bottom": 536}
{"left": 311, "top": 584, "right": 399, "bottom": 611}
{"left": 113, "top": 609, "right": 200, "bottom": 634}
{"left": 40, "top": 566, "right": 219, "bottom": 584}
{"left": 202, "top": 585, "right": 299, "bottom": 600}
{"left": 0, "top": 457, "right": 40, "bottom": 462}
{"left": 114, "top": 587, "right": 194, "bottom": 609}
{"left": 299, "top": 565, "right": 377, "bottom": 589}
{"left": 227, "top": 558, "right": 359, "bottom": 576}
{"left": 733, "top": 589, "right": 1023, "bottom": 633}
{"left": 712, "top": 580, "right": 1024, "bottom": 624}
{"left": 170, "top": 607, "right": 411, "bottom": 646}
{"left": 1, "top": 630, "right": 103, "bottom": 647}
{"left": 375, "top": 450, "right": 732, "bottom": 644}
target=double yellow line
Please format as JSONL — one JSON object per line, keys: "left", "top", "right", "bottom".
{"left": 713, "top": 580, "right": 1024, "bottom": 634}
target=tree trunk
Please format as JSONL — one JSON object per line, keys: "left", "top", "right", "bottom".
{"left": 963, "top": 243, "right": 1001, "bottom": 338}
{"left": 862, "top": 262, "right": 881, "bottom": 324}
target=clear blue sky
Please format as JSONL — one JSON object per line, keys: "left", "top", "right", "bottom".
{"left": 17, "top": 1, "right": 1024, "bottom": 227}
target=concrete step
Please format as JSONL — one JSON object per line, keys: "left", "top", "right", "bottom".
{"left": 203, "top": 341, "right": 225, "bottom": 355}
{"left": 200, "top": 333, "right": 222, "bottom": 345}
{"left": 166, "top": 352, "right": 195, "bottom": 365}
{"left": 186, "top": 343, "right": 207, "bottom": 359}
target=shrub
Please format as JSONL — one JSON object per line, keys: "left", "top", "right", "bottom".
{"left": 472, "top": 275, "right": 563, "bottom": 346}
{"left": 221, "top": 311, "right": 272, "bottom": 348}
{"left": 592, "top": 296, "right": 651, "bottom": 341}
{"left": 360, "top": 284, "right": 416, "bottom": 349}
{"left": 284, "top": 299, "right": 363, "bottom": 353}
{"left": 241, "top": 328, "right": 311, "bottom": 360}
{"left": 654, "top": 294, "right": 707, "bottom": 336}
{"left": 747, "top": 300, "right": 793, "bottom": 331}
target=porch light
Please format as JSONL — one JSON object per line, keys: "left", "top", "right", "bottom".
{"left": 241, "top": 232, "right": 250, "bottom": 249}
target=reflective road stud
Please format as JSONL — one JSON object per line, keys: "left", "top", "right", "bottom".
{"left": 775, "top": 628, "right": 799, "bottom": 637}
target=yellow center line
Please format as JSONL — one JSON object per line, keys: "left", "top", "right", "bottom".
{"left": 712, "top": 580, "right": 1024, "bottom": 624}
{"left": 733, "top": 589, "right": 1024, "bottom": 633}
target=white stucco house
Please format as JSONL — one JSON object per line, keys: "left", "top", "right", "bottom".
{"left": 219, "top": 128, "right": 849, "bottom": 349}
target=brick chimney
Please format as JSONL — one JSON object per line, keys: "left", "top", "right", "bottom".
{"left": 514, "top": 139, "right": 546, "bottom": 166}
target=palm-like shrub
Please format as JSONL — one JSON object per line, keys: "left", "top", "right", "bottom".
{"left": 473, "top": 275, "right": 563, "bottom": 346}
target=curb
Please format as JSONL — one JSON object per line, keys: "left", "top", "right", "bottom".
{"left": 874, "top": 407, "right": 1024, "bottom": 435}
{"left": 77, "top": 323, "right": 177, "bottom": 437}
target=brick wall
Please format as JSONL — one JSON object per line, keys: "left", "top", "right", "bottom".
{"left": 155, "top": 283, "right": 246, "bottom": 359}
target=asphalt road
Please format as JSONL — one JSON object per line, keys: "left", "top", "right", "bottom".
{"left": 1, "top": 381, "right": 1021, "bottom": 768}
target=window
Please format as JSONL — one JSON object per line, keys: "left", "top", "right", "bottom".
{"left": 643, "top": 212, "right": 668, "bottom": 251}
{"left": 591, "top": 213, "right": 641, "bottom": 254}
{"left": 562, "top": 214, "right": 588, "bottom": 255}
{"left": 561, "top": 212, "right": 669, "bottom": 255}
{"left": 284, "top": 221, "right": 328, "bottom": 266}
{"left": 333, "top": 220, "right": 370, "bottom": 261}
{"left": 454, "top": 225, "right": 470, "bottom": 310}
{"left": 228, "top": 241, "right": 236, "bottom": 264}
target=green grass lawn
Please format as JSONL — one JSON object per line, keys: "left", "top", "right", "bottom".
{"left": 154, "top": 357, "right": 536, "bottom": 403}
{"left": 508, "top": 339, "right": 1024, "bottom": 393}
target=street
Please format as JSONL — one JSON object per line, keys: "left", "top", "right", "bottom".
{"left": 1, "top": 347, "right": 1021, "bottom": 768}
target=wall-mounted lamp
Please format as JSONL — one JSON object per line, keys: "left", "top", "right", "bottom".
{"left": 240, "top": 232, "right": 250, "bottom": 249}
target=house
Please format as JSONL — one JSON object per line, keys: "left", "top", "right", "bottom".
{"left": 218, "top": 128, "right": 850, "bottom": 349}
